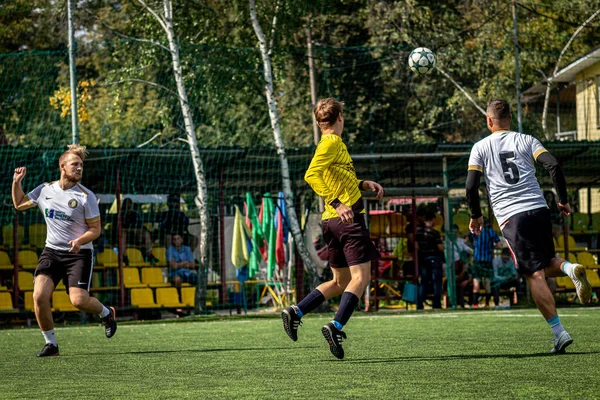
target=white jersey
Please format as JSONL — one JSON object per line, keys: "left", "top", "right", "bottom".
{"left": 468, "top": 130, "right": 548, "bottom": 225}
{"left": 26, "top": 182, "right": 100, "bottom": 251}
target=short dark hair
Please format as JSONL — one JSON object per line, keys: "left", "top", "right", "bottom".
{"left": 487, "top": 99, "right": 511, "bottom": 120}
{"left": 424, "top": 211, "right": 436, "bottom": 222}
{"left": 314, "top": 98, "right": 344, "bottom": 127}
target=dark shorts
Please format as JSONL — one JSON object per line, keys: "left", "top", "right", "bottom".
{"left": 35, "top": 248, "right": 94, "bottom": 293}
{"left": 501, "top": 207, "right": 555, "bottom": 275}
{"left": 322, "top": 213, "right": 380, "bottom": 269}
{"left": 471, "top": 261, "right": 493, "bottom": 280}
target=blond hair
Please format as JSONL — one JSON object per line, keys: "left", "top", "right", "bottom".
{"left": 314, "top": 98, "right": 344, "bottom": 128}
{"left": 59, "top": 144, "right": 88, "bottom": 166}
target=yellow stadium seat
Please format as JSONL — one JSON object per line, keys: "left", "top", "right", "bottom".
{"left": 156, "top": 287, "right": 185, "bottom": 307}
{"left": 389, "top": 213, "right": 408, "bottom": 236}
{"left": 122, "top": 267, "right": 147, "bottom": 288}
{"left": 577, "top": 252, "right": 597, "bottom": 267}
{"left": 2, "top": 224, "right": 24, "bottom": 249}
{"left": 52, "top": 290, "right": 78, "bottom": 312}
{"left": 453, "top": 213, "right": 470, "bottom": 234}
{"left": 586, "top": 270, "right": 600, "bottom": 288}
{"left": 369, "top": 214, "right": 389, "bottom": 237}
{"left": 96, "top": 249, "right": 119, "bottom": 268}
{"left": 24, "top": 291, "right": 34, "bottom": 311}
{"left": 126, "top": 248, "right": 150, "bottom": 267}
{"left": 555, "top": 276, "right": 573, "bottom": 289}
{"left": 0, "top": 251, "right": 12, "bottom": 270}
{"left": 130, "top": 288, "right": 158, "bottom": 308}
{"left": 141, "top": 267, "right": 170, "bottom": 288}
{"left": 181, "top": 287, "right": 195, "bottom": 307}
{"left": 29, "top": 223, "right": 47, "bottom": 249}
{"left": 557, "top": 253, "right": 578, "bottom": 263}
{"left": 151, "top": 247, "right": 168, "bottom": 267}
{"left": 56, "top": 280, "right": 66, "bottom": 290}
{"left": 0, "top": 292, "right": 15, "bottom": 310}
{"left": 17, "top": 271, "right": 34, "bottom": 291}
{"left": 18, "top": 250, "right": 38, "bottom": 270}
{"left": 557, "top": 235, "right": 585, "bottom": 252}
{"left": 0, "top": 285, "right": 7, "bottom": 292}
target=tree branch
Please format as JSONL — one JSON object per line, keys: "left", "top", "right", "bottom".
{"left": 100, "top": 78, "right": 183, "bottom": 102}
{"left": 81, "top": 8, "right": 171, "bottom": 53}
{"left": 136, "top": 0, "right": 169, "bottom": 33}
{"left": 268, "top": 0, "right": 282, "bottom": 56}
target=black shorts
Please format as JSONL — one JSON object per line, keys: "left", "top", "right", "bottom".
{"left": 35, "top": 248, "right": 94, "bottom": 293}
{"left": 322, "top": 212, "right": 380, "bottom": 269}
{"left": 500, "top": 207, "right": 555, "bottom": 275}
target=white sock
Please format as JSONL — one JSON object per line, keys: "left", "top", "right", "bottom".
{"left": 561, "top": 261, "right": 575, "bottom": 276}
{"left": 98, "top": 305, "right": 110, "bottom": 318}
{"left": 42, "top": 329, "right": 57, "bottom": 345}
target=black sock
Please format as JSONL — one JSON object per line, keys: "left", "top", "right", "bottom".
{"left": 297, "top": 289, "right": 325, "bottom": 316}
{"left": 333, "top": 292, "right": 359, "bottom": 328}
{"left": 472, "top": 292, "right": 478, "bottom": 306}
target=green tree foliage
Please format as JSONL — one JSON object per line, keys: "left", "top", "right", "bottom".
{"left": 0, "top": 0, "right": 599, "bottom": 147}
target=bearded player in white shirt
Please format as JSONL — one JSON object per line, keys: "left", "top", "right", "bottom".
{"left": 12, "top": 144, "right": 117, "bottom": 357}
{"left": 467, "top": 100, "right": 591, "bottom": 354}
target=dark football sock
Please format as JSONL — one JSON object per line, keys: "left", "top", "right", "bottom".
{"left": 296, "top": 289, "right": 325, "bottom": 316}
{"left": 333, "top": 292, "right": 360, "bottom": 328}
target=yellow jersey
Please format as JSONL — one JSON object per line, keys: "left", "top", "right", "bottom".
{"left": 304, "top": 134, "right": 364, "bottom": 220}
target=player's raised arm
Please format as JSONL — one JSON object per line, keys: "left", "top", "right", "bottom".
{"left": 12, "top": 167, "right": 35, "bottom": 211}
{"left": 535, "top": 150, "right": 570, "bottom": 216}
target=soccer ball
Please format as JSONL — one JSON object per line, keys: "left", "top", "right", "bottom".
{"left": 408, "top": 47, "right": 436, "bottom": 75}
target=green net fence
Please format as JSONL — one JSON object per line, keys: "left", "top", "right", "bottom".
{"left": 1, "top": 42, "right": 599, "bottom": 318}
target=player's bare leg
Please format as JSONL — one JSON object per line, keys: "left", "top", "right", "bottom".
{"left": 70, "top": 288, "right": 117, "bottom": 338}
{"left": 526, "top": 269, "right": 573, "bottom": 353}
{"left": 33, "top": 274, "right": 59, "bottom": 356}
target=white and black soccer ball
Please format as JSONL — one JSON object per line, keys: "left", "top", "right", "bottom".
{"left": 408, "top": 47, "right": 436, "bottom": 75}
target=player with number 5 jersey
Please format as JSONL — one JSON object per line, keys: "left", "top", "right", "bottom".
{"left": 466, "top": 99, "right": 591, "bottom": 354}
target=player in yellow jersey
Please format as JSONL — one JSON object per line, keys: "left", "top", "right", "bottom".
{"left": 281, "top": 98, "right": 384, "bottom": 359}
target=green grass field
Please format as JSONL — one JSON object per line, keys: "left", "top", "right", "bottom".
{"left": 1, "top": 308, "right": 599, "bottom": 399}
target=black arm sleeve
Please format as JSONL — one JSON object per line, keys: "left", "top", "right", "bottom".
{"left": 466, "top": 170, "right": 482, "bottom": 219}
{"left": 536, "top": 152, "right": 568, "bottom": 205}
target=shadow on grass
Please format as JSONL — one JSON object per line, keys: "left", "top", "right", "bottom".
{"left": 68, "top": 346, "right": 318, "bottom": 357}
{"left": 341, "top": 351, "right": 600, "bottom": 364}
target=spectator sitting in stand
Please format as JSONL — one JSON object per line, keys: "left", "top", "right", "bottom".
{"left": 160, "top": 194, "right": 199, "bottom": 251}
{"left": 492, "top": 248, "right": 519, "bottom": 308}
{"left": 166, "top": 233, "right": 198, "bottom": 290}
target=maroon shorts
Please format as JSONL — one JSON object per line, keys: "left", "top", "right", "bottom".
{"left": 322, "top": 213, "right": 380, "bottom": 268}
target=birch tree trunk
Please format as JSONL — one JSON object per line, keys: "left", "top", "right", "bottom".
{"left": 249, "top": 0, "right": 320, "bottom": 293}
{"left": 138, "top": 0, "right": 210, "bottom": 312}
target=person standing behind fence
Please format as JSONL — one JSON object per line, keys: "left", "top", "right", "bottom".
{"left": 466, "top": 99, "right": 591, "bottom": 353}
{"left": 11, "top": 144, "right": 117, "bottom": 357}
{"left": 411, "top": 212, "right": 444, "bottom": 309}
{"left": 280, "top": 98, "right": 384, "bottom": 359}
{"left": 468, "top": 218, "right": 501, "bottom": 307}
